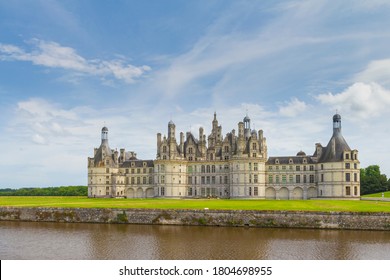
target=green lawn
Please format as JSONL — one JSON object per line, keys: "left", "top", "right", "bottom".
{"left": 362, "top": 191, "right": 390, "bottom": 198}
{"left": 0, "top": 196, "right": 389, "bottom": 212}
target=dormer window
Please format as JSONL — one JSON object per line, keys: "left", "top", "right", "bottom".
{"left": 275, "top": 159, "right": 279, "bottom": 164}
{"left": 289, "top": 159, "right": 293, "bottom": 164}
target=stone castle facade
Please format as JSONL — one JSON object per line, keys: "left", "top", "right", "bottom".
{"left": 87, "top": 113, "right": 360, "bottom": 199}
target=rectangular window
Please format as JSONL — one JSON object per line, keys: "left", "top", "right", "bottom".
{"left": 354, "top": 186, "right": 358, "bottom": 196}
{"left": 161, "top": 176, "right": 165, "bottom": 184}
{"left": 296, "top": 175, "right": 300, "bottom": 183}
{"left": 346, "top": 173, "right": 351, "bottom": 182}
{"left": 282, "top": 175, "right": 286, "bottom": 184}
{"left": 149, "top": 177, "right": 152, "bottom": 184}
{"left": 188, "top": 176, "right": 192, "bottom": 184}
{"left": 303, "top": 175, "right": 307, "bottom": 183}
{"left": 345, "top": 163, "right": 350, "bottom": 169}
{"left": 206, "top": 176, "right": 210, "bottom": 184}
{"left": 254, "top": 163, "right": 258, "bottom": 171}
{"left": 137, "top": 169, "right": 140, "bottom": 174}
{"left": 161, "top": 187, "right": 165, "bottom": 196}
{"left": 346, "top": 186, "right": 351, "bottom": 195}
{"left": 321, "top": 174, "right": 324, "bottom": 182}
{"left": 201, "top": 176, "right": 205, "bottom": 185}
{"left": 289, "top": 175, "right": 293, "bottom": 183}
{"left": 276, "top": 175, "right": 280, "bottom": 183}
{"left": 310, "top": 165, "right": 314, "bottom": 171}
{"left": 188, "top": 187, "right": 193, "bottom": 196}
{"left": 137, "top": 177, "right": 140, "bottom": 184}
{"left": 310, "top": 174, "right": 314, "bottom": 183}
{"left": 254, "top": 187, "right": 258, "bottom": 196}
{"left": 254, "top": 174, "right": 258, "bottom": 183}
{"left": 354, "top": 173, "right": 358, "bottom": 182}
{"left": 296, "top": 166, "right": 300, "bottom": 171}
{"left": 131, "top": 177, "right": 134, "bottom": 184}
{"left": 268, "top": 175, "right": 273, "bottom": 183}
{"left": 131, "top": 169, "right": 135, "bottom": 174}
{"left": 224, "top": 176, "right": 228, "bottom": 184}
{"left": 143, "top": 177, "right": 146, "bottom": 184}
{"left": 211, "top": 176, "right": 215, "bottom": 184}
{"left": 249, "top": 187, "right": 252, "bottom": 196}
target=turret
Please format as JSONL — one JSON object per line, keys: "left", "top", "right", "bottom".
{"left": 333, "top": 113, "right": 341, "bottom": 133}
{"left": 157, "top": 133, "right": 162, "bottom": 156}
{"left": 180, "top": 132, "right": 184, "bottom": 154}
{"left": 243, "top": 115, "right": 251, "bottom": 139}
{"left": 101, "top": 126, "right": 108, "bottom": 144}
{"left": 168, "top": 120, "right": 176, "bottom": 139}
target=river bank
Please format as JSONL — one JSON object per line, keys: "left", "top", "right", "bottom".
{"left": 1, "top": 207, "right": 390, "bottom": 230}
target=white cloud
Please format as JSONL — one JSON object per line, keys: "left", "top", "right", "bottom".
{"left": 32, "top": 134, "right": 47, "bottom": 145}
{"left": 354, "top": 59, "right": 390, "bottom": 87}
{"left": 0, "top": 39, "right": 151, "bottom": 83}
{"left": 316, "top": 82, "right": 390, "bottom": 119}
{"left": 279, "top": 98, "right": 307, "bottom": 117}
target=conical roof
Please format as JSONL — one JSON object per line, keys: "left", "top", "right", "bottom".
{"left": 94, "top": 141, "right": 112, "bottom": 166}
{"left": 318, "top": 130, "right": 351, "bottom": 162}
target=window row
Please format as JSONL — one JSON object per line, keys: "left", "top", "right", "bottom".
{"left": 268, "top": 165, "right": 315, "bottom": 171}
{"left": 124, "top": 168, "right": 153, "bottom": 174}
{"left": 269, "top": 174, "right": 315, "bottom": 184}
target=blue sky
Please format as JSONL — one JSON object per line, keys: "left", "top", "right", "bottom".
{"left": 1, "top": 0, "right": 390, "bottom": 187}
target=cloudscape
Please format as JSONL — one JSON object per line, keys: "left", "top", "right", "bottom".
{"left": 1, "top": 0, "right": 390, "bottom": 187}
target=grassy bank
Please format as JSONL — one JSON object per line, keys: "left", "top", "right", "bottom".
{"left": 362, "top": 191, "right": 390, "bottom": 198}
{"left": 0, "top": 196, "right": 389, "bottom": 212}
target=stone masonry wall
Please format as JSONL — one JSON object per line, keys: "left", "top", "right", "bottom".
{"left": 0, "top": 207, "right": 389, "bottom": 230}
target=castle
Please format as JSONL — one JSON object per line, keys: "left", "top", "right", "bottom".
{"left": 87, "top": 113, "right": 360, "bottom": 199}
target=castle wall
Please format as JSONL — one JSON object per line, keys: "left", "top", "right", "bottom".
{"left": 1, "top": 207, "right": 388, "bottom": 230}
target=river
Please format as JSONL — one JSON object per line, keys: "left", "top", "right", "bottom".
{"left": 0, "top": 221, "right": 389, "bottom": 259}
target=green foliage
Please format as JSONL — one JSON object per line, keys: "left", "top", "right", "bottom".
{"left": 0, "top": 186, "right": 88, "bottom": 196}
{"left": 360, "top": 165, "right": 389, "bottom": 195}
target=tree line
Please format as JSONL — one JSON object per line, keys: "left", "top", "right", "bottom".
{"left": 360, "top": 165, "right": 390, "bottom": 195}
{"left": 0, "top": 186, "right": 87, "bottom": 196}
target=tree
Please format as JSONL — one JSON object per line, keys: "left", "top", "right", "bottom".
{"left": 360, "top": 165, "right": 388, "bottom": 195}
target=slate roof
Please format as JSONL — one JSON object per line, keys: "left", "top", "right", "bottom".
{"left": 267, "top": 155, "right": 315, "bottom": 165}
{"left": 318, "top": 130, "right": 351, "bottom": 163}
{"left": 120, "top": 160, "right": 154, "bottom": 168}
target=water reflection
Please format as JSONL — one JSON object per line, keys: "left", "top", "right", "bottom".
{"left": 0, "top": 221, "right": 389, "bottom": 260}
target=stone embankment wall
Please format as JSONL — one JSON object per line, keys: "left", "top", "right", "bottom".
{"left": 0, "top": 207, "right": 389, "bottom": 230}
